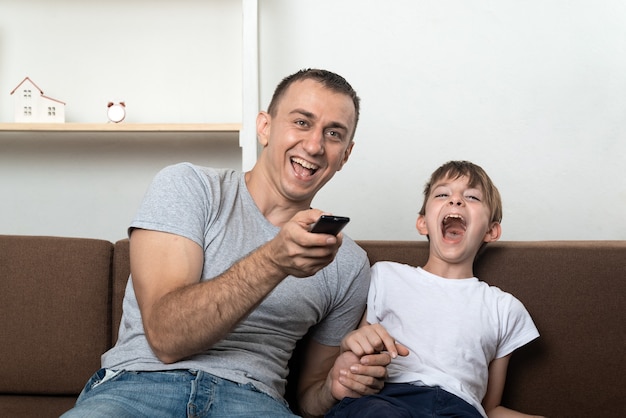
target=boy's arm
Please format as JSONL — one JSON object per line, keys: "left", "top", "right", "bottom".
{"left": 483, "top": 355, "right": 545, "bottom": 418}
{"left": 340, "top": 317, "right": 409, "bottom": 359}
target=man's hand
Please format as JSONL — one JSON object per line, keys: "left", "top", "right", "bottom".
{"left": 329, "top": 349, "right": 389, "bottom": 400}
{"left": 265, "top": 209, "right": 344, "bottom": 278}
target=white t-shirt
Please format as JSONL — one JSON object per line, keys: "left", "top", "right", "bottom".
{"left": 367, "top": 262, "right": 539, "bottom": 417}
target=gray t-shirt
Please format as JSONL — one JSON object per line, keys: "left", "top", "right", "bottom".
{"left": 102, "top": 163, "right": 370, "bottom": 401}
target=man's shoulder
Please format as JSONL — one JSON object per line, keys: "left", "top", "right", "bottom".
{"left": 159, "top": 162, "right": 238, "bottom": 179}
{"left": 339, "top": 235, "right": 368, "bottom": 262}
{"left": 154, "top": 163, "right": 242, "bottom": 191}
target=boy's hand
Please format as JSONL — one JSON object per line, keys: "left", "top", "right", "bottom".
{"left": 341, "top": 323, "right": 410, "bottom": 359}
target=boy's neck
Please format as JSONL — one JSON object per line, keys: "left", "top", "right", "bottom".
{"left": 421, "top": 258, "right": 474, "bottom": 279}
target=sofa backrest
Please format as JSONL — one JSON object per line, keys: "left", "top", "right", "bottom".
{"left": 0, "top": 235, "right": 113, "bottom": 396}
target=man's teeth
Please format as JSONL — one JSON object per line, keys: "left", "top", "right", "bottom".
{"left": 292, "top": 157, "right": 318, "bottom": 170}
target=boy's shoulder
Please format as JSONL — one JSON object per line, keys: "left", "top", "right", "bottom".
{"left": 372, "top": 260, "right": 416, "bottom": 270}
{"left": 371, "top": 260, "right": 420, "bottom": 278}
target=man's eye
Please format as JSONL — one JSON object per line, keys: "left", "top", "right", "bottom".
{"left": 326, "top": 130, "right": 342, "bottom": 140}
{"left": 296, "top": 120, "right": 308, "bottom": 127}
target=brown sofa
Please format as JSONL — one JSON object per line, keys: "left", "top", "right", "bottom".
{"left": 1, "top": 235, "right": 624, "bottom": 417}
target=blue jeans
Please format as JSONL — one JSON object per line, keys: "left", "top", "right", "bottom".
{"left": 60, "top": 368, "right": 298, "bottom": 418}
{"left": 325, "top": 383, "right": 482, "bottom": 418}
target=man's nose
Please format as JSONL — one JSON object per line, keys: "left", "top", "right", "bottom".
{"left": 303, "top": 130, "right": 324, "bottom": 155}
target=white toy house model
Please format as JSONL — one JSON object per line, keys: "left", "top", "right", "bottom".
{"left": 10, "top": 77, "right": 66, "bottom": 123}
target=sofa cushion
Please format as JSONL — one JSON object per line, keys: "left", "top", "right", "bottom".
{"left": 0, "top": 235, "right": 113, "bottom": 395}
{"left": 0, "top": 395, "right": 76, "bottom": 418}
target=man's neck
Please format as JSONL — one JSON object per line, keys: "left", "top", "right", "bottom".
{"left": 244, "top": 170, "right": 311, "bottom": 228}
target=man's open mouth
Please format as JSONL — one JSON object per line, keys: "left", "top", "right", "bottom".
{"left": 442, "top": 214, "right": 466, "bottom": 241}
{"left": 291, "top": 157, "right": 319, "bottom": 177}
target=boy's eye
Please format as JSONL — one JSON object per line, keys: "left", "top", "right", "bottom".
{"left": 466, "top": 195, "right": 481, "bottom": 201}
{"left": 435, "top": 193, "right": 448, "bottom": 198}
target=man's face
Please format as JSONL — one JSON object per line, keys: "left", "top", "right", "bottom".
{"left": 257, "top": 78, "right": 356, "bottom": 203}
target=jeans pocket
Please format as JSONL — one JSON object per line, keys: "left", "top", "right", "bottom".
{"left": 90, "top": 368, "right": 123, "bottom": 390}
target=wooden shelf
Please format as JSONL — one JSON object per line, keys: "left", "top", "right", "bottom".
{"left": 0, "top": 123, "right": 241, "bottom": 133}
{"left": 0, "top": 123, "right": 243, "bottom": 149}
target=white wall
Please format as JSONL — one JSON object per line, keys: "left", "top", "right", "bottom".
{"left": 0, "top": 0, "right": 242, "bottom": 242}
{"left": 260, "top": 0, "right": 626, "bottom": 241}
{"left": 1, "top": 1, "right": 625, "bottom": 242}
{"left": 0, "top": 132, "right": 241, "bottom": 241}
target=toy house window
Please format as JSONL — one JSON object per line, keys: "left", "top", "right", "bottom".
{"left": 23, "top": 106, "right": 32, "bottom": 116}
{"left": 48, "top": 107, "right": 56, "bottom": 116}
{"left": 23, "top": 89, "right": 32, "bottom": 98}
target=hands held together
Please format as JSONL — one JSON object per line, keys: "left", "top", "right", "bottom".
{"left": 330, "top": 323, "right": 410, "bottom": 400}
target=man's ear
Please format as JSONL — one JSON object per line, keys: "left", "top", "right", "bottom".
{"left": 256, "top": 111, "right": 271, "bottom": 147}
{"left": 483, "top": 222, "right": 502, "bottom": 243}
{"left": 416, "top": 214, "right": 429, "bottom": 236}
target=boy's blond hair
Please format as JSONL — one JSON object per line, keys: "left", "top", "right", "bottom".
{"left": 419, "top": 161, "right": 502, "bottom": 224}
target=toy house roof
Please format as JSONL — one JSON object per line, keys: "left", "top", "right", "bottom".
{"left": 41, "top": 94, "right": 66, "bottom": 105}
{"left": 10, "top": 76, "right": 66, "bottom": 105}
{"left": 10, "top": 76, "right": 44, "bottom": 95}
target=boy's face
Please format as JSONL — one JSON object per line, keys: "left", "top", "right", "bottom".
{"left": 417, "top": 175, "right": 501, "bottom": 266}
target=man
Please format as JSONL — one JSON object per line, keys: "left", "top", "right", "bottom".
{"left": 62, "top": 69, "right": 388, "bottom": 418}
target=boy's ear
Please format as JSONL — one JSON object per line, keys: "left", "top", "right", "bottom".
{"left": 483, "top": 222, "right": 502, "bottom": 243}
{"left": 416, "top": 214, "right": 429, "bottom": 236}
{"left": 256, "top": 111, "right": 271, "bottom": 147}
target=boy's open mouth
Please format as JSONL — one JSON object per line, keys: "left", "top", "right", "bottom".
{"left": 291, "top": 157, "right": 319, "bottom": 177}
{"left": 442, "top": 214, "right": 466, "bottom": 241}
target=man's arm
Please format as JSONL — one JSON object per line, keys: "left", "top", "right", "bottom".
{"left": 483, "top": 355, "right": 545, "bottom": 418}
{"left": 297, "top": 317, "right": 410, "bottom": 418}
{"left": 296, "top": 340, "right": 390, "bottom": 418}
{"left": 131, "top": 209, "right": 341, "bottom": 364}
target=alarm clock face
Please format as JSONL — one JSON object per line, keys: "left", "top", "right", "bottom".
{"left": 107, "top": 102, "right": 126, "bottom": 123}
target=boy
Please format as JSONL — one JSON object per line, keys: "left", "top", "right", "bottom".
{"left": 327, "top": 161, "right": 542, "bottom": 418}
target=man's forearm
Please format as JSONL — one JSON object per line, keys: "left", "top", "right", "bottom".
{"left": 299, "top": 375, "right": 338, "bottom": 418}
{"left": 144, "top": 242, "right": 287, "bottom": 363}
